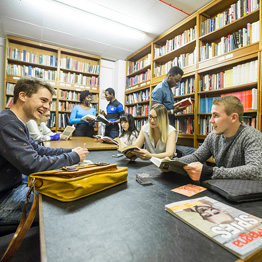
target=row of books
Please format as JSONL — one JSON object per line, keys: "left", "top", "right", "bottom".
{"left": 126, "top": 69, "right": 151, "bottom": 87}
{"left": 199, "top": 60, "right": 258, "bottom": 91}
{"left": 199, "top": 116, "right": 213, "bottom": 135}
{"left": 7, "top": 48, "right": 57, "bottom": 66}
{"left": 50, "top": 101, "right": 56, "bottom": 111}
{"left": 60, "top": 58, "right": 100, "bottom": 74}
{"left": 200, "top": 96, "right": 220, "bottom": 113}
{"left": 58, "top": 113, "right": 70, "bottom": 128}
{"left": 200, "top": 0, "right": 260, "bottom": 36}
{"left": 154, "top": 26, "right": 196, "bottom": 58}
{"left": 221, "top": 89, "right": 257, "bottom": 110}
{"left": 243, "top": 115, "right": 257, "bottom": 128}
{"left": 7, "top": 64, "right": 57, "bottom": 80}
{"left": 59, "top": 90, "right": 80, "bottom": 101}
{"left": 5, "top": 83, "right": 15, "bottom": 95}
{"left": 126, "top": 104, "right": 149, "bottom": 117}
{"left": 127, "top": 54, "right": 151, "bottom": 75}
{"left": 59, "top": 71, "right": 99, "bottom": 86}
{"left": 175, "top": 117, "right": 194, "bottom": 135}
{"left": 5, "top": 97, "right": 14, "bottom": 108}
{"left": 126, "top": 89, "right": 150, "bottom": 104}
{"left": 155, "top": 48, "right": 196, "bottom": 78}
{"left": 172, "top": 77, "right": 195, "bottom": 96}
{"left": 200, "top": 22, "right": 259, "bottom": 61}
{"left": 58, "top": 101, "right": 77, "bottom": 111}
{"left": 47, "top": 112, "right": 56, "bottom": 128}
{"left": 134, "top": 118, "right": 148, "bottom": 131}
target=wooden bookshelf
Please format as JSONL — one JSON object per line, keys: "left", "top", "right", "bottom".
{"left": 4, "top": 35, "right": 101, "bottom": 132}
{"left": 125, "top": 0, "right": 261, "bottom": 149}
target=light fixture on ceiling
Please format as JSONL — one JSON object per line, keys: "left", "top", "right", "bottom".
{"left": 52, "top": 0, "right": 148, "bottom": 40}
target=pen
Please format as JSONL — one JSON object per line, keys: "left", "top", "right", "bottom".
{"left": 84, "top": 143, "right": 86, "bottom": 148}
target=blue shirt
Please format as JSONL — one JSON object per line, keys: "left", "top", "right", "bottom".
{"left": 151, "top": 79, "right": 174, "bottom": 110}
{"left": 106, "top": 99, "right": 124, "bottom": 123}
{"left": 69, "top": 105, "right": 96, "bottom": 124}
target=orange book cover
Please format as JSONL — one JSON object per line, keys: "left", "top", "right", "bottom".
{"left": 171, "top": 184, "right": 206, "bottom": 197}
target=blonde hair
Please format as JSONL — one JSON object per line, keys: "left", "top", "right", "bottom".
{"left": 149, "top": 104, "right": 169, "bottom": 143}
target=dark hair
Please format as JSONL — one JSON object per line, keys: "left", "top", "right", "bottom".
{"left": 167, "top": 66, "right": 184, "bottom": 77}
{"left": 213, "top": 96, "right": 244, "bottom": 122}
{"left": 80, "top": 90, "right": 91, "bottom": 103}
{"left": 105, "top": 88, "right": 115, "bottom": 96}
{"left": 119, "top": 113, "right": 138, "bottom": 139}
{"left": 13, "top": 76, "right": 55, "bottom": 104}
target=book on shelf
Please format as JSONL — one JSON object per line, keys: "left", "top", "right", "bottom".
{"left": 93, "top": 135, "right": 118, "bottom": 145}
{"left": 114, "top": 137, "right": 140, "bottom": 154}
{"left": 165, "top": 196, "right": 262, "bottom": 259}
{"left": 150, "top": 157, "right": 188, "bottom": 175}
{"left": 81, "top": 114, "right": 109, "bottom": 124}
{"left": 174, "top": 97, "right": 192, "bottom": 109}
{"left": 60, "top": 125, "right": 75, "bottom": 140}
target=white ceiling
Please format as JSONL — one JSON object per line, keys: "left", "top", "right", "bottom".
{"left": 0, "top": 0, "right": 212, "bottom": 61}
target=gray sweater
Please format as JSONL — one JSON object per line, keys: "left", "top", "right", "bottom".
{"left": 0, "top": 109, "right": 80, "bottom": 192}
{"left": 178, "top": 123, "right": 262, "bottom": 180}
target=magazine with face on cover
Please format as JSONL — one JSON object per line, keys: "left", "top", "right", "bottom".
{"left": 165, "top": 196, "right": 262, "bottom": 259}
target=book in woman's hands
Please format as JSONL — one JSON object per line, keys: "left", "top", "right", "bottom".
{"left": 173, "top": 97, "right": 192, "bottom": 108}
{"left": 114, "top": 137, "right": 140, "bottom": 154}
{"left": 81, "top": 114, "right": 109, "bottom": 124}
{"left": 165, "top": 196, "right": 262, "bottom": 259}
{"left": 150, "top": 157, "right": 188, "bottom": 175}
{"left": 93, "top": 135, "right": 118, "bottom": 145}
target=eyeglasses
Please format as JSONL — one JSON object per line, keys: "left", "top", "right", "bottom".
{"left": 148, "top": 115, "right": 157, "bottom": 121}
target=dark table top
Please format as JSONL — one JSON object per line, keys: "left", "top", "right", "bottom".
{"left": 40, "top": 150, "right": 262, "bottom": 262}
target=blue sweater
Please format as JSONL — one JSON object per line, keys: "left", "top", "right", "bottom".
{"left": 69, "top": 105, "right": 96, "bottom": 124}
{"left": 0, "top": 109, "right": 80, "bottom": 192}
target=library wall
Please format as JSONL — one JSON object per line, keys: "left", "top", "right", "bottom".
{"left": 0, "top": 37, "right": 5, "bottom": 110}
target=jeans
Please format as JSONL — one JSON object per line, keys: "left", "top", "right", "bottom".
{"left": 105, "top": 125, "right": 119, "bottom": 139}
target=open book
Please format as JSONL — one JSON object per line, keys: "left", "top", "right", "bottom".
{"left": 165, "top": 196, "right": 262, "bottom": 259}
{"left": 93, "top": 135, "right": 118, "bottom": 145}
{"left": 60, "top": 125, "right": 75, "bottom": 140}
{"left": 150, "top": 157, "right": 187, "bottom": 175}
{"left": 114, "top": 137, "right": 140, "bottom": 154}
{"left": 174, "top": 97, "right": 192, "bottom": 109}
{"left": 81, "top": 114, "right": 109, "bottom": 124}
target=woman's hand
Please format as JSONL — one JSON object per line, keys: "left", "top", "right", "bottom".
{"left": 132, "top": 149, "right": 152, "bottom": 160}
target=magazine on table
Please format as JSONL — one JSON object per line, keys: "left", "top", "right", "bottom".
{"left": 165, "top": 196, "right": 262, "bottom": 259}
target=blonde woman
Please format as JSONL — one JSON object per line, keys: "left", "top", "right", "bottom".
{"left": 129, "top": 103, "right": 177, "bottom": 160}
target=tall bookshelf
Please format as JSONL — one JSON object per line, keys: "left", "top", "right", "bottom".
{"left": 4, "top": 35, "right": 101, "bottom": 132}
{"left": 125, "top": 0, "right": 261, "bottom": 148}
{"left": 125, "top": 43, "right": 152, "bottom": 130}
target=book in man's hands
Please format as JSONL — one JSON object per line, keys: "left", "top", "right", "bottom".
{"left": 165, "top": 196, "right": 262, "bottom": 259}
{"left": 150, "top": 157, "right": 188, "bottom": 175}
{"left": 81, "top": 114, "right": 109, "bottom": 124}
{"left": 174, "top": 97, "right": 192, "bottom": 109}
{"left": 93, "top": 135, "right": 118, "bottom": 145}
{"left": 60, "top": 125, "right": 75, "bottom": 140}
{"left": 114, "top": 137, "right": 140, "bottom": 154}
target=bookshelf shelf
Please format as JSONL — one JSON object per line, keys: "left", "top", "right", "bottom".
{"left": 127, "top": 64, "right": 151, "bottom": 78}
{"left": 4, "top": 35, "right": 101, "bottom": 132}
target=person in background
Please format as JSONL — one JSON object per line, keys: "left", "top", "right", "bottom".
{"left": 151, "top": 66, "right": 185, "bottom": 127}
{"left": 26, "top": 110, "right": 60, "bottom": 143}
{"left": 127, "top": 104, "right": 177, "bottom": 160}
{"left": 69, "top": 90, "right": 96, "bottom": 137}
{"left": 100, "top": 87, "right": 124, "bottom": 139}
{"left": 176, "top": 96, "right": 262, "bottom": 181}
{"left": 118, "top": 113, "right": 139, "bottom": 146}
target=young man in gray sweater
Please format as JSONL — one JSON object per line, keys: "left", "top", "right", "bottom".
{"left": 180, "top": 95, "right": 262, "bottom": 181}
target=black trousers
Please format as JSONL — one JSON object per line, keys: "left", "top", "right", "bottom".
{"left": 74, "top": 123, "right": 95, "bottom": 137}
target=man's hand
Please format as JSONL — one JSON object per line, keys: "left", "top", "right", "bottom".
{"left": 99, "top": 110, "right": 106, "bottom": 117}
{"left": 173, "top": 105, "right": 188, "bottom": 113}
{"left": 72, "top": 147, "right": 89, "bottom": 162}
{"left": 132, "top": 149, "right": 151, "bottom": 160}
{"left": 183, "top": 162, "right": 203, "bottom": 181}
